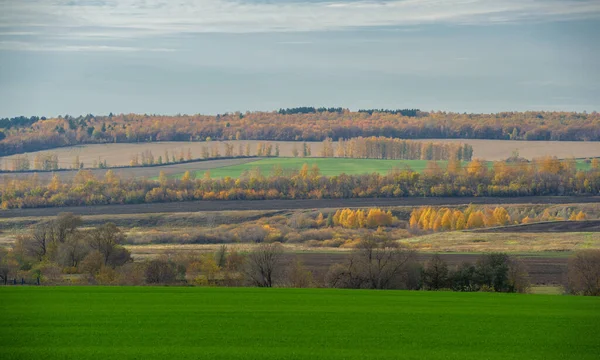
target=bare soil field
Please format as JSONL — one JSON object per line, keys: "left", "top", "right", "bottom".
{"left": 1, "top": 196, "right": 598, "bottom": 218}
{"left": 2, "top": 139, "right": 598, "bottom": 168}
{"left": 0, "top": 157, "right": 260, "bottom": 182}
{"left": 474, "top": 220, "right": 600, "bottom": 233}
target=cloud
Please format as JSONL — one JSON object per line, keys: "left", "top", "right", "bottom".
{"left": 1, "top": 0, "right": 599, "bottom": 37}
{"left": 0, "top": 41, "right": 174, "bottom": 52}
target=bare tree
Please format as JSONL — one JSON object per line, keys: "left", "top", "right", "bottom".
{"left": 49, "top": 213, "right": 82, "bottom": 244}
{"left": 87, "top": 223, "right": 129, "bottom": 266}
{"left": 145, "top": 259, "right": 178, "bottom": 284}
{"left": 0, "top": 248, "right": 17, "bottom": 285}
{"left": 286, "top": 259, "right": 313, "bottom": 288}
{"left": 507, "top": 258, "right": 531, "bottom": 293}
{"left": 567, "top": 250, "right": 600, "bottom": 296}
{"left": 422, "top": 254, "right": 449, "bottom": 290}
{"left": 327, "top": 238, "right": 417, "bottom": 289}
{"left": 244, "top": 243, "right": 284, "bottom": 287}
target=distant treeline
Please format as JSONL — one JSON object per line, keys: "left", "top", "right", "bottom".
{"left": 1, "top": 157, "right": 598, "bottom": 209}
{"left": 0, "top": 109, "right": 598, "bottom": 156}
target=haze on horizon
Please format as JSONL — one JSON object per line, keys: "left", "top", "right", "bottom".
{"left": 0, "top": 0, "right": 599, "bottom": 118}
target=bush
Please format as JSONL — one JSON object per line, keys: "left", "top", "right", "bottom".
{"left": 145, "top": 259, "right": 178, "bottom": 284}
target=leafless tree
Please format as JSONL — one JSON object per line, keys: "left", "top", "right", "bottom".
{"left": 422, "top": 254, "right": 449, "bottom": 290}
{"left": 327, "top": 238, "right": 417, "bottom": 289}
{"left": 244, "top": 243, "right": 284, "bottom": 287}
{"left": 567, "top": 250, "right": 600, "bottom": 296}
{"left": 286, "top": 259, "right": 313, "bottom": 288}
{"left": 145, "top": 259, "right": 178, "bottom": 284}
{"left": 0, "top": 248, "right": 17, "bottom": 285}
{"left": 87, "top": 223, "right": 129, "bottom": 266}
{"left": 507, "top": 258, "right": 531, "bottom": 293}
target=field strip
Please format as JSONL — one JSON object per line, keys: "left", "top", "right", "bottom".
{"left": 1, "top": 196, "right": 598, "bottom": 218}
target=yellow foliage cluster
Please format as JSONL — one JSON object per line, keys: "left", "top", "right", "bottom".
{"left": 410, "top": 206, "right": 589, "bottom": 232}
{"left": 332, "top": 208, "right": 395, "bottom": 229}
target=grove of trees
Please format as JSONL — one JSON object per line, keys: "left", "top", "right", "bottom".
{"left": 1, "top": 157, "right": 599, "bottom": 209}
{"left": 0, "top": 109, "right": 598, "bottom": 156}
{"left": 409, "top": 205, "right": 588, "bottom": 232}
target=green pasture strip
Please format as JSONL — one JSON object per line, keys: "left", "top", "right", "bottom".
{"left": 174, "top": 158, "right": 454, "bottom": 179}
{"left": 1, "top": 287, "right": 599, "bottom": 360}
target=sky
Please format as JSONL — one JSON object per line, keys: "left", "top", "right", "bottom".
{"left": 0, "top": 0, "right": 599, "bottom": 117}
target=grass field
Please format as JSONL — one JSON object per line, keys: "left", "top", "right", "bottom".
{"left": 166, "top": 157, "right": 591, "bottom": 179}
{"left": 1, "top": 287, "right": 599, "bottom": 360}
{"left": 173, "top": 158, "right": 443, "bottom": 178}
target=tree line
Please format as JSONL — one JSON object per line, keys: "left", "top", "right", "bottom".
{"left": 0, "top": 110, "right": 598, "bottom": 156}
{"left": 409, "top": 206, "right": 588, "bottom": 231}
{"left": 320, "top": 137, "right": 472, "bottom": 161}
{"left": 1, "top": 157, "right": 599, "bottom": 209}
{"left": 2, "top": 215, "right": 598, "bottom": 295}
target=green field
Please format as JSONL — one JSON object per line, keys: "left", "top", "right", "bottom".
{"left": 169, "top": 157, "right": 592, "bottom": 179}
{"left": 173, "top": 158, "right": 452, "bottom": 179}
{"left": 1, "top": 287, "right": 599, "bottom": 359}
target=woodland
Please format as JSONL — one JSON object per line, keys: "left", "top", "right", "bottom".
{"left": 0, "top": 109, "right": 598, "bottom": 156}
{"left": 1, "top": 157, "right": 598, "bottom": 209}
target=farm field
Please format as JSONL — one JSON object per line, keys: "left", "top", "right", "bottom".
{"left": 170, "top": 157, "right": 447, "bottom": 179}
{"left": 1, "top": 287, "right": 598, "bottom": 360}
{"left": 166, "top": 157, "right": 592, "bottom": 179}
{"left": 2, "top": 196, "right": 599, "bottom": 218}
{"left": 2, "top": 139, "right": 599, "bottom": 169}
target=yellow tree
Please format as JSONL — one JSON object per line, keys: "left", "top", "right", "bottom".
{"left": 158, "top": 171, "right": 168, "bottom": 187}
{"left": 575, "top": 211, "right": 587, "bottom": 221}
{"left": 441, "top": 209, "right": 453, "bottom": 230}
{"left": 466, "top": 211, "right": 485, "bottom": 229}
{"left": 493, "top": 207, "right": 510, "bottom": 226}
{"left": 454, "top": 212, "right": 466, "bottom": 230}
{"left": 315, "top": 213, "right": 324, "bottom": 227}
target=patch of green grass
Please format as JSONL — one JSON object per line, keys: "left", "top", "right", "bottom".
{"left": 530, "top": 286, "right": 564, "bottom": 295}
{"left": 175, "top": 157, "right": 459, "bottom": 179}
{"left": 1, "top": 287, "right": 599, "bottom": 359}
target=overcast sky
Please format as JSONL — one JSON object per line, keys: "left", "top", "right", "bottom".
{"left": 0, "top": 0, "right": 599, "bottom": 117}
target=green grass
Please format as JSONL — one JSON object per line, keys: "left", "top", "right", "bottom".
{"left": 1, "top": 287, "right": 599, "bottom": 360}
{"left": 169, "top": 158, "right": 592, "bottom": 179}
{"left": 173, "top": 157, "right": 455, "bottom": 179}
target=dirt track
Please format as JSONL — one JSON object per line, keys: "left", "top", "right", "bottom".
{"left": 474, "top": 220, "right": 600, "bottom": 233}
{"left": 1, "top": 196, "right": 598, "bottom": 218}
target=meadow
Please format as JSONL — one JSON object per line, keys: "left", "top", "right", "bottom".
{"left": 167, "top": 157, "right": 592, "bottom": 179}
{"left": 175, "top": 157, "right": 442, "bottom": 179}
{"left": 1, "top": 287, "right": 598, "bottom": 360}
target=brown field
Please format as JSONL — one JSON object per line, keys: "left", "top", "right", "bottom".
{"left": 1, "top": 196, "right": 598, "bottom": 218}
{"left": 473, "top": 220, "right": 600, "bottom": 233}
{"left": 1, "top": 139, "right": 599, "bottom": 169}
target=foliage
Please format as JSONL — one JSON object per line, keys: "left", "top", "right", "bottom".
{"left": 1, "top": 110, "right": 598, "bottom": 156}
{"left": 410, "top": 205, "right": 590, "bottom": 232}
{"left": 2, "top": 157, "right": 598, "bottom": 210}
